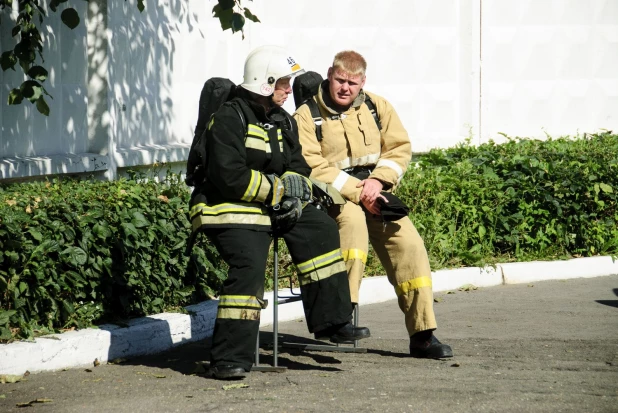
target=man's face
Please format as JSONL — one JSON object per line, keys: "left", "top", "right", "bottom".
{"left": 271, "top": 77, "right": 292, "bottom": 107}
{"left": 327, "top": 68, "right": 365, "bottom": 108}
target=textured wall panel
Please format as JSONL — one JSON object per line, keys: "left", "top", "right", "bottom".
{"left": 481, "top": 0, "right": 618, "bottom": 142}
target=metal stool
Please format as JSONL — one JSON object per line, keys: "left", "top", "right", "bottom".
{"left": 253, "top": 237, "right": 366, "bottom": 373}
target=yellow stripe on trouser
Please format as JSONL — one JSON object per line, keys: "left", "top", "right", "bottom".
{"left": 334, "top": 201, "right": 438, "bottom": 336}
{"left": 217, "top": 295, "right": 262, "bottom": 320}
{"left": 296, "top": 249, "right": 345, "bottom": 285}
{"left": 217, "top": 308, "right": 261, "bottom": 320}
{"left": 218, "top": 295, "right": 262, "bottom": 308}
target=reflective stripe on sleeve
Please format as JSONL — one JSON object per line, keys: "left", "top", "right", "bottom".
{"left": 332, "top": 170, "right": 351, "bottom": 192}
{"left": 376, "top": 159, "right": 405, "bottom": 178}
{"left": 241, "top": 170, "right": 262, "bottom": 202}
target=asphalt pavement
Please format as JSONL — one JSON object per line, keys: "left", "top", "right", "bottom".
{"left": 1, "top": 275, "right": 616, "bottom": 413}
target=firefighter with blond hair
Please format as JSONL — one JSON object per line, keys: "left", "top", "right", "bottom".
{"left": 294, "top": 50, "right": 453, "bottom": 359}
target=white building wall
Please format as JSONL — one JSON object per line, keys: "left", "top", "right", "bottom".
{"left": 481, "top": 0, "right": 618, "bottom": 143}
{"left": 1, "top": 0, "right": 617, "bottom": 180}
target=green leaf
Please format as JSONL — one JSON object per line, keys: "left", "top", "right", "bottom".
{"left": 28, "top": 228, "right": 43, "bottom": 242}
{"left": 478, "top": 225, "right": 486, "bottom": 238}
{"left": 93, "top": 223, "right": 112, "bottom": 239}
{"left": 231, "top": 12, "right": 245, "bottom": 33}
{"left": 27, "top": 65, "right": 48, "bottom": 82}
{"left": 137, "top": 0, "right": 145, "bottom": 12}
{"left": 20, "top": 80, "right": 43, "bottom": 102}
{"left": 0, "top": 51, "right": 17, "bottom": 71}
{"left": 14, "top": 39, "right": 36, "bottom": 63}
{"left": 243, "top": 8, "right": 260, "bottom": 23}
{"left": 61, "top": 8, "right": 80, "bottom": 30}
{"left": 8, "top": 88, "right": 23, "bottom": 105}
{"left": 0, "top": 310, "right": 17, "bottom": 325}
{"left": 36, "top": 96, "right": 50, "bottom": 116}
{"left": 131, "top": 211, "right": 150, "bottom": 228}
{"left": 0, "top": 327, "right": 13, "bottom": 341}
{"left": 11, "top": 25, "right": 20, "bottom": 37}
{"left": 213, "top": 5, "right": 234, "bottom": 31}
{"left": 62, "top": 246, "right": 88, "bottom": 266}
{"left": 121, "top": 222, "right": 139, "bottom": 238}
{"left": 218, "top": 0, "right": 236, "bottom": 10}
{"left": 599, "top": 183, "right": 613, "bottom": 194}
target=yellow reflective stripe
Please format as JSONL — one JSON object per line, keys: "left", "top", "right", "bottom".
{"left": 299, "top": 261, "right": 346, "bottom": 285}
{"left": 190, "top": 202, "right": 266, "bottom": 219}
{"left": 208, "top": 118, "right": 214, "bottom": 130}
{"left": 277, "top": 129, "right": 283, "bottom": 141}
{"left": 219, "top": 295, "right": 262, "bottom": 308}
{"left": 192, "top": 213, "right": 271, "bottom": 230}
{"left": 241, "top": 170, "right": 262, "bottom": 202}
{"left": 296, "top": 249, "right": 343, "bottom": 275}
{"left": 395, "top": 276, "right": 433, "bottom": 296}
{"left": 341, "top": 249, "right": 368, "bottom": 264}
{"left": 245, "top": 136, "right": 270, "bottom": 152}
{"left": 255, "top": 175, "right": 272, "bottom": 203}
{"left": 217, "top": 308, "right": 260, "bottom": 320}
{"left": 248, "top": 124, "right": 268, "bottom": 140}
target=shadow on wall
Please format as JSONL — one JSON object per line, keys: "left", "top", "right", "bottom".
{"left": 1, "top": 1, "right": 205, "bottom": 177}
{"left": 106, "top": 1, "right": 202, "bottom": 152}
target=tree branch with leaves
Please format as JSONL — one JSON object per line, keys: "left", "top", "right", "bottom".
{"left": 0, "top": 0, "right": 259, "bottom": 116}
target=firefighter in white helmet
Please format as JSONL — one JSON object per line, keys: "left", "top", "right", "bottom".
{"left": 189, "top": 45, "right": 370, "bottom": 380}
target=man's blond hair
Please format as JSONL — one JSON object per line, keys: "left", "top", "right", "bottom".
{"left": 331, "top": 50, "right": 367, "bottom": 77}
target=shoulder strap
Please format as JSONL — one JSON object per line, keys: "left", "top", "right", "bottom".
{"left": 364, "top": 94, "right": 382, "bottom": 132}
{"left": 224, "top": 99, "right": 248, "bottom": 135}
{"left": 305, "top": 98, "right": 323, "bottom": 142}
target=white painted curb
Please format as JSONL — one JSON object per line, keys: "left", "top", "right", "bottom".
{"left": 1, "top": 256, "right": 616, "bottom": 375}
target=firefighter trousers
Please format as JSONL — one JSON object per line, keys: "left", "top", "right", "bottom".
{"left": 205, "top": 204, "right": 353, "bottom": 371}
{"left": 330, "top": 201, "right": 437, "bottom": 336}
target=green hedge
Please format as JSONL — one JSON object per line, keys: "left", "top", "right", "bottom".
{"left": 1, "top": 132, "right": 617, "bottom": 342}
{"left": 0, "top": 171, "right": 226, "bottom": 342}
{"left": 395, "top": 131, "right": 618, "bottom": 270}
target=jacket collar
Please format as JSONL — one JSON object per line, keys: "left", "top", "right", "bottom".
{"left": 317, "top": 80, "right": 366, "bottom": 115}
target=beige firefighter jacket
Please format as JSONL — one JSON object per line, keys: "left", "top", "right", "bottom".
{"left": 294, "top": 84, "right": 411, "bottom": 204}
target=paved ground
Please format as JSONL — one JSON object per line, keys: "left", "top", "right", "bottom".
{"left": 1, "top": 275, "right": 617, "bottom": 413}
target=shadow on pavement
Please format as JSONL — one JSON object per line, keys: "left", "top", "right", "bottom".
{"left": 594, "top": 287, "right": 618, "bottom": 308}
{"left": 104, "top": 331, "right": 346, "bottom": 376}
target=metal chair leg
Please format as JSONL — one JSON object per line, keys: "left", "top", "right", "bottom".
{"left": 253, "top": 236, "right": 287, "bottom": 373}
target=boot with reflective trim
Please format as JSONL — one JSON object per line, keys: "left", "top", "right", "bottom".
{"left": 409, "top": 330, "right": 453, "bottom": 359}
{"left": 210, "top": 364, "right": 248, "bottom": 380}
{"left": 314, "top": 322, "right": 371, "bottom": 343}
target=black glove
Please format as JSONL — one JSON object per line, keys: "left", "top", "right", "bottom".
{"left": 376, "top": 192, "right": 410, "bottom": 221}
{"left": 266, "top": 174, "right": 312, "bottom": 206}
{"left": 270, "top": 197, "right": 303, "bottom": 234}
{"left": 281, "top": 174, "right": 312, "bottom": 202}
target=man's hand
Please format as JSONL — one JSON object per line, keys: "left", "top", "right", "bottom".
{"left": 357, "top": 178, "right": 387, "bottom": 214}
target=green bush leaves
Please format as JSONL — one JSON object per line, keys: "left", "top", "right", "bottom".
{"left": 0, "top": 170, "right": 226, "bottom": 342}
{"left": 394, "top": 132, "right": 618, "bottom": 270}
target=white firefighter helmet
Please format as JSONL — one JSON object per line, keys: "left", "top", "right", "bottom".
{"left": 240, "top": 45, "right": 305, "bottom": 96}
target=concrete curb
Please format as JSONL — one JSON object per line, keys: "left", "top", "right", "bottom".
{"left": 1, "top": 256, "right": 616, "bottom": 375}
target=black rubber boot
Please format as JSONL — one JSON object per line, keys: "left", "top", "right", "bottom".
{"left": 314, "top": 322, "right": 371, "bottom": 343}
{"left": 210, "top": 365, "right": 248, "bottom": 380}
{"left": 409, "top": 330, "right": 453, "bottom": 359}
